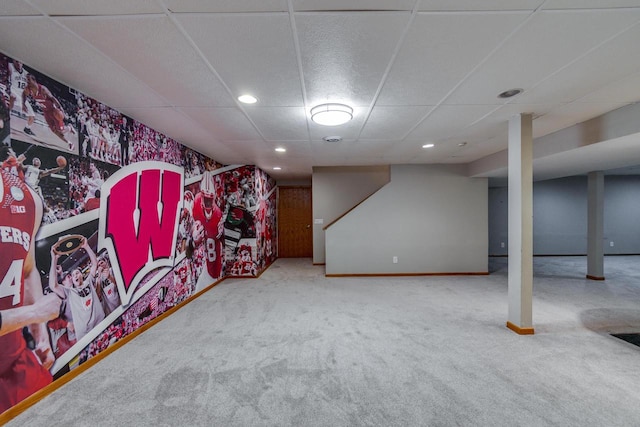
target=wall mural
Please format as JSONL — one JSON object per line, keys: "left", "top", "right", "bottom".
{"left": 0, "top": 52, "right": 277, "bottom": 415}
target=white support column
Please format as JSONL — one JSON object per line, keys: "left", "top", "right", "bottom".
{"left": 507, "top": 113, "right": 534, "bottom": 335}
{"left": 587, "top": 171, "right": 605, "bottom": 280}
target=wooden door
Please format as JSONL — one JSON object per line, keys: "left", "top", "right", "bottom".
{"left": 278, "top": 186, "right": 312, "bottom": 257}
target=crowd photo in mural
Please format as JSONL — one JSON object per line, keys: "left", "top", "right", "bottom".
{"left": 0, "top": 52, "right": 277, "bottom": 415}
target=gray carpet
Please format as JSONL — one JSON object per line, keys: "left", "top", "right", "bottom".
{"left": 7, "top": 256, "right": 640, "bottom": 426}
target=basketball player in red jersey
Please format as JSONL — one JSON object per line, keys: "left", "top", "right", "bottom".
{"left": 23, "top": 74, "right": 75, "bottom": 150}
{"left": 192, "top": 171, "right": 224, "bottom": 282}
{"left": 0, "top": 147, "right": 62, "bottom": 413}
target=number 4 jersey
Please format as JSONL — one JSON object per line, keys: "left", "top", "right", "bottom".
{"left": 0, "top": 168, "right": 37, "bottom": 373}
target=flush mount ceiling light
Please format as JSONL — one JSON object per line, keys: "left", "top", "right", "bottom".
{"left": 497, "top": 88, "right": 523, "bottom": 99}
{"left": 238, "top": 94, "right": 258, "bottom": 104}
{"left": 275, "top": 147, "right": 286, "bottom": 152}
{"left": 273, "top": 167, "right": 282, "bottom": 170}
{"left": 322, "top": 136, "right": 342, "bottom": 143}
{"left": 422, "top": 143, "right": 435, "bottom": 148}
{"left": 310, "top": 103, "right": 353, "bottom": 126}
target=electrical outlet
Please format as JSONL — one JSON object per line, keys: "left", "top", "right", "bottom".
{"left": 393, "top": 256, "right": 398, "bottom": 263}
{"left": 500, "top": 242, "right": 505, "bottom": 248}
{"left": 610, "top": 241, "right": 614, "bottom": 247}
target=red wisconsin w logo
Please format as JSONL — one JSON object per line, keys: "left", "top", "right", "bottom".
{"left": 99, "top": 162, "right": 184, "bottom": 306}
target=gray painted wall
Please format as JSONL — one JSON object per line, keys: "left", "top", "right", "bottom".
{"left": 489, "top": 175, "right": 640, "bottom": 255}
{"left": 325, "top": 164, "right": 488, "bottom": 275}
{"left": 312, "top": 165, "right": 390, "bottom": 264}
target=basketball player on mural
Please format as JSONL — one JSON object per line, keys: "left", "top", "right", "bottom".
{"left": 0, "top": 147, "right": 62, "bottom": 413}
{"left": 7, "top": 60, "right": 36, "bottom": 137}
{"left": 23, "top": 156, "right": 67, "bottom": 198}
{"left": 192, "top": 171, "right": 224, "bottom": 289}
{"left": 22, "top": 73, "right": 76, "bottom": 150}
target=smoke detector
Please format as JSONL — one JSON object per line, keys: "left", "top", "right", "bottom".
{"left": 322, "top": 136, "right": 342, "bottom": 142}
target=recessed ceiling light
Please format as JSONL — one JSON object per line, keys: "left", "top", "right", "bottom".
{"left": 322, "top": 136, "right": 342, "bottom": 143}
{"left": 238, "top": 94, "right": 258, "bottom": 104}
{"left": 311, "top": 103, "right": 353, "bottom": 126}
{"left": 458, "top": 142, "right": 467, "bottom": 147}
{"left": 422, "top": 143, "right": 435, "bottom": 148}
{"left": 275, "top": 147, "right": 286, "bottom": 152}
{"left": 273, "top": 167, "right": 281, "bottom": 170}
{"left": 497, "top": 88, "right": 523, "bottom": 99}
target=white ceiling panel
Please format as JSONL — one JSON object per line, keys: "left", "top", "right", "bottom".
{"left": 542, "top": 0, "right": 640, "bottom": 9}
{"left": 0, "top": 0, "right": 40, "bottom": 15}
{"left": 164, "top": 0, "right": 288, "bottom": 13}
{"left": 218, "top": 139, "right": 271, "bottom": 158}
{"left": 360, "top": 106, "right": 433, "bottom": 139}
{"left": 579, "top": 71, "right": 640, "bottom": 103}
{"left": 465, "top": 103, "right": 557, "bottom": 140}
{"left": 446, "top": 9, "right": 640, "bottom": 105}
{"left": 296, "top": 12, "right": 410, "bottom": 107}
{"left": 60, "top": 16, "right": 235, "bottom": 107}
{"left": 515, "top": 23, "right": 640, "bottom": 105}
{"left": 377, "top": 12, "right": 529, "bottom": 106}
{"left": 177, "top": 13, "right": 303, "bottom": 107}
{"left": 294, "top": 0, "right": 416, "bottom": 11}
{"left": 244, "top": 107, "right": 309, "bottom": 140}
{"left": 264, "top": 141, "right": 313, "bottom": 157}
{"left": 0, "top": 17, "right": 169, "bottom": 108}
{"left": 406, "top": 105, "right": 497, "bottom": 141}
{"left": 179, "top": 107, "right": 262, "bottom": 141}
{"left": 29, "top": 0, "right": 164, "bottom": 15}
{"left": 532, "top": 102, "right": 633, "bottom": 138}
{"left": 418, "top": 0, "right": 543, "bottom": 11}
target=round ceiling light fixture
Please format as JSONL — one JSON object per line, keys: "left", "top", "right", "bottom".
{"left": 497, "top": 88, "right": 523, "bottom": 99}
{"left": 322, "top": 136, "right": 342, "bottom": 143}
{"left": 311, "top": 103, "right": 353, "bottom": 126}
{"left": 238, "top": 94, "right": 258, "bottom": 104}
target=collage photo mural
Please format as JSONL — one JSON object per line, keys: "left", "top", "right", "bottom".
{"left": 0, "top": 53, "right": 278, "bottom": 415}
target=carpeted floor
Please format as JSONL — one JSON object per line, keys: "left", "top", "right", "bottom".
{"left": 6, "top": 256, "right": 640, "bottom": 426}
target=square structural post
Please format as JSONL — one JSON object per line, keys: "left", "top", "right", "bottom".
{"left": 507, "top": 113, "right": 534, "bottom": 335}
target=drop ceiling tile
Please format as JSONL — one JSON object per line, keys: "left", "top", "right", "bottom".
{"left": 446, "top": 9, "right": 640, "bottom": 105}
{"left": 30, "top": 0, "right": 164, "bottom": 15}
{"left": 515, "top": 24, "right": 640, "bottom": 105}
{"left": 296, "top": 12, "right": 410, "bottom": 107}
{"left": 579, "top": 71, "right": 640, "bottom": 103}
{"left": 165, "top": 0, "right": 288, "bottom": 13}
{"left": 177, "top": 13, "right": 303, "bottom": 107}
{"left": 244, "top": 107, "right": 309, "bottom": 140}
{"left": 418, "top": 0, "right": 543, "bottom": 11}
{"left": 377, "top": 11, "right": 529, "bottom": 106}
{"left": 542, "top": 0, "right": 640, "bottom": 9}
{"left": 60, "top": 16, "right": 235, "bottom": 107}
{"left": 462, "top": 103, "right": 557, "bottom": 140}
{"left": 217, "top": 139, "right": 270, "bottom": 158}
{"left": 360, "top": 106, "right": 433, "bottom": 140}
{"left": 406, "top": 105, "right": 497, "bottom": 141}
{"left": 0, "top": 0, "right": 41, "bottom": 15}
{"left": 179, "top": 107, "right": 262, "bottom": 141}
{"left": 0, "top": 17, "right": 169, "bottom": 108}
{"left": 264, "top": 141, "right": 313, "bottom": 156}
{"left": 532, "top": 101, "right": 632, "bottom": 137}
{"left": 293, "top": 0, "right": 415, "bottom": 11}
